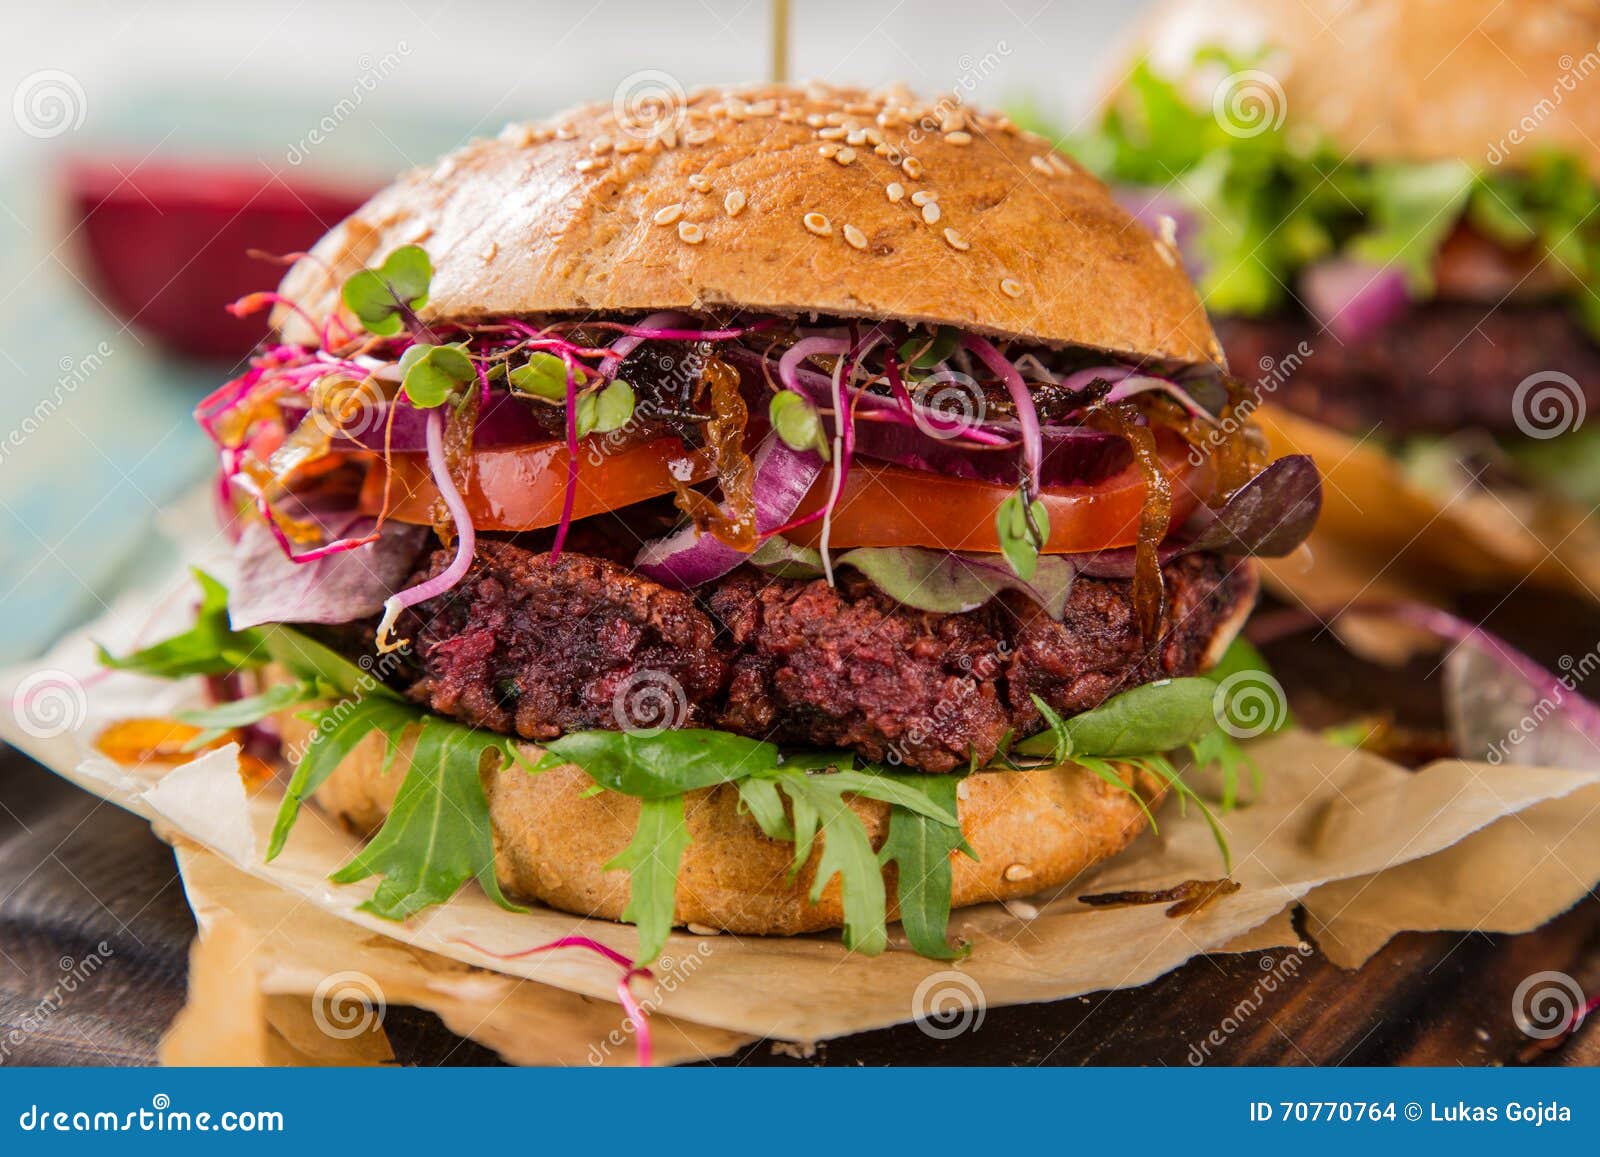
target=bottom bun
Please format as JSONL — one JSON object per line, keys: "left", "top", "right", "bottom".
{"left": 278, "top": 703, "right": 1164, "bottom": 937}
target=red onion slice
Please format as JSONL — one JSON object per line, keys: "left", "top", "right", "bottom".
{"left": 1300, "top": 258, "right": 1411, "bottom": 342}
{"left": 634, "top": 434, "right": 825, "bottom": 588}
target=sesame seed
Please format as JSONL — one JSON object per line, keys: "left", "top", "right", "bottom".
{"left": 500, "top": 123, "right": 535, "bottom": 147}
{"left": 1003, "top": 899, "right": 1039, "bottom": 921}
{"left": 575, "top": 158, "right": 600, "bottom": 173}
{"left": 480, "top": 241, "right": 498, "bottom": 261}
{"left": 805, "top": 114, "right": 825, "bottom": 127}
{"left": 956, "top": 779, "right": 971, "bottom": 800}
{"left": 555, "top": 124, "right": 577, "bottom": 140}
{"left": 945, "top": 130, "right": 972, "bottom": 145}
{"left": 724, "top": 189, "right": 747, "bottom": 216}
{"left": 910, "top": 189, "right": 937, "bottom": 206}
{"left": 824, "top": 111, "right": 846, "bottom": 126}
{"left": 818, "top": 125, "right": 847, "bottom": 140}
{"left": 654, "top": 204, "right": 684, "bottom": 226}
{"left": 901, "top": 156, "right": 923, "bottom": 179}
{"left": 678, "top": 221, "right": 704, "bottom": 244}
{"left": 749, "top": 99, "right": 777, "bottom": 116}
{"left": 656, "top": 125, "right": 678, "bottom": 149}
{"left": 817, "top": 142, "right": 839, "bottom": 159}
{"left": 943, "top": 228, "right": 970, "bottom": 251}
{"left": 615, "top": 138, "right": 643, "bottom": 154}
{"left": 1003, "top": 863, "right": 1034, "bottom": 882}
{"left": 834, "top": 146, "right": 856, "bottom": 165}
{"left": 1000, "top": 277, "right": 1025, "bottom": 298}
{"left": 688, "top": 173, "right": 711, "bottom": 192}
{"left": 686, "top": 922, "right": 722, "bottom": 936}
{"left": 846, "top": 128, "right": 868, "bottom": 146}
{"left": 1029, "top": 155, "right": 1053, "bottom": 175}
{"left": 803, "top": 212, "right": 831, "bottom": 236}
{"left": 684, "top": 127, "right": 715, "bottom": 145}
{"left": 590, "top": 135, "right": 613, "bottom": 155}
{"left": 921, "top": 201, "right": 941, "bottom": 225}
{"left": 843, "top": 223, "right": 868, "bottom": 249}
{"left": 885, "top": 182, "right": 905, "bottom": 202}
{"left": 1048, "top": 152, "right": 1073, "bottom": 175}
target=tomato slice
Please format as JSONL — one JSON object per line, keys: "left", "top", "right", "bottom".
{"left": 360, "top": 427, "right": 1210, "bottom": 554}
{"left": 360, "top": 437, "right": 715, "bottom": 531}
{"left": 785, "top": 430, "right": 1213, "bottom": 554}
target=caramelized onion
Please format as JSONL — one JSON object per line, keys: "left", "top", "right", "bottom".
{"left": 1086, "top": 404, "right": 1171, "bottom": 642}
{"left": 669, "top": 357, "right": 759, "bottom": 550}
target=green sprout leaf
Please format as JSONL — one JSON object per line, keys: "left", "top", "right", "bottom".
{"left": 398, "top": 342, "right": 475, "bottom": 408}
{"left": 576, "top": 379, "right": 635, "bottom": 440}
{"left": 769, "top": 390, "right": 829, "bottom": 458}
{"left": 995, "top": 488, "right": 1050, "bottom": 581}
{"left": 509, "top": 352, "right": 580, "bottom": 401}
{"left": 340, "top": 245, "right": 433, "bottom": 336}
{"left": 897, "top": 325, "right": 960, "bottom": 371}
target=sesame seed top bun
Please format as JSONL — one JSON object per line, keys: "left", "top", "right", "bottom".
{"left": 1132, "top": 0, "right": 1600, "bottom": 181}
{"left": 275, "top": 82, "right": 1223, "bottom": 369}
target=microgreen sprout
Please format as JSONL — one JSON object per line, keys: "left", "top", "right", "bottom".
{"left": 340, "top": 244, "right": 433, "bottom": 336}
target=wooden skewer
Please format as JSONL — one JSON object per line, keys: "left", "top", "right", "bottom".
{"left": 771, "top": 0, "right": 790, "bottom": 84}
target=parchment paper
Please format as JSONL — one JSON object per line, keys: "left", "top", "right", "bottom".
{"left": 6, "top": 542, "right": 1600, "bottom": 1057}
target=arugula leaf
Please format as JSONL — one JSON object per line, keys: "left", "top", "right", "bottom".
{"left": 604, "top": 795, "right": 692, "bottom": 964}
{"left": 268, "top": 695, "right": 418, "bottom": 860}
{"left": 877, "top": 775, "right": 972, "bottom": 960}
{"left": 537, "top": 728, "right": 778, "bottom": 797}
{"left": 262, "top": 624, "right": 402, "bottom": 699}
{"left": 96, "top": 569, "right": 269, "bottom": 678}
{"left": 765, "top": 768, "right": 889, "bottom": 954}
{"left": 175, "top": 678, "right": 326, "bottom": 750}
{"left": 735, "top": 775, "right": 793, "bottom": 841}
{"left": 1015, "top": 678, "right": 1219, "bottom": 759}
{"left": 340, "top": 245, "right": 433, "bottom": 336}
{"left": 330, "top": 714, "right": 523, "bottom": 920}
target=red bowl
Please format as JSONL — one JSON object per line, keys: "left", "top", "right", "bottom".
{"left": 63, "top": 158, "right": 376, "bottom": 360}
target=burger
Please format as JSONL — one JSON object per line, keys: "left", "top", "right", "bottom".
{"left": 1071, "top": 0, "right": 1600, "bottom": 594}
{"left": 103, "top": 83, "right": 1319, "bottom": 962}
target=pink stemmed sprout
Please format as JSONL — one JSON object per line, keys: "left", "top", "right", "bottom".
{"left": 451, "top": 935, "right": 655, "bottom": 1067}
{"left": 374, "top": 407, "right": 475, "bottom": 652}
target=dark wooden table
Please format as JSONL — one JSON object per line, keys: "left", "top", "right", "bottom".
{"left": 3, "top": 588, "right": 1598, "bottom": 1067}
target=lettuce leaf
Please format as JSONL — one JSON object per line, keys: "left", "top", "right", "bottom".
{"left": 750, "top": 539, "right": 1078, "bottom": 618}
{"left": 1054, "top": 53, "right": 1600, "bottom": 330}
